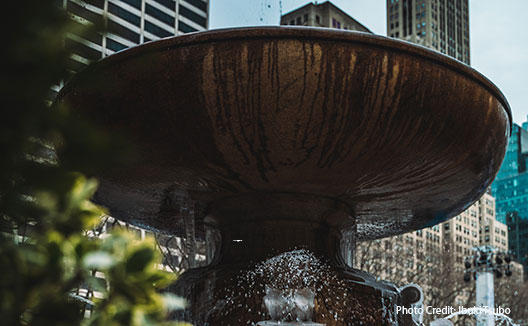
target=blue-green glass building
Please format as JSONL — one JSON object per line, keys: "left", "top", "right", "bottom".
{"left": 492, "top": 122, "right": 528, "bottom": 222}
{"left": 492, "top": 119, "right": 528, "bottom": 278}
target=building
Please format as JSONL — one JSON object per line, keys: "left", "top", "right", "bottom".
{"left": 52, "top": 0, "right": 209, "bottom": 97}
{"left": 492, "top": 118, "right": 528, "bottom": 277}
{"left": 280, "top": 1, "right": 371, "bottom": 33}
{"left": 356, "top": 193, "right": 522, "bottom": 310}
{"left": 386, "top": 0, "right": 470, "bottom": 65}
{"left": 493, "top": 121, "right": 528, "bottom": 222}
{"left": 356, "top": 193, "right": 509, "bottom": 279}
{"left": 505, "top": 212, "right": 528, "bottom": 279}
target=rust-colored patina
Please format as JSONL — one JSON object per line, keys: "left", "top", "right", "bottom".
{"left": 55, "top": 27, "right": 511, "bottom": 325}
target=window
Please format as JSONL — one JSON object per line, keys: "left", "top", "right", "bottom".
{"left": 154, "top": 0, "right": 176, "bottom": 11}
{"left": 290, "top": 20, "right": 294, "bottom": 25}
{"left": 84, "top": 0, "right": 104, "bottom": 8}
{"left": 304, "top": 14, "right": 308, "bottom": 22}
{"left": 67, "top": 1, "right": 103, "bottom": 24}
{"left": 122, "top": 0, "right": 141, "bottom": 9}
{"left": 145, "top": 21, "right": 171, "bottom": 38}
{"left": 107, "top": 20, "right": 140, "bottom": 43}
{"left": 296, "top": 17, "right": 301, "bottom": 24}
{"left": 179, "top": 21, "right": 197, "bottom": 33}
{"left": 108, "top": 2, "right": 141, "bottom": 25}
{"left": 185, "top": 0, "right": 207, "bottom": 12}
{"left": 180, "top": 4, "right": 206, "bottom": 27}
{"left": 146, "top": 3, "right": 175, "bottom": 26}
{"left": 69, "top": 20, "right": 102, "bottom": 45}
{"left": 316, "top": 15, "right": 320, "bottom": 24}
{"left": 106, "top": 38, "right": 127, "bottom": 52}
{"left": 65, "top": 38, "right": 101, "bottom": 61}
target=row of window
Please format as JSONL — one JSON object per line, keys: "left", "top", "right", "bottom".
{"left": 286, "top": 13, "right": 311, "bottom": 26}
{"left": 67, "top": 0, "right": 205, "bottom": 44}
{"left": 63, "top": 0, "right": 207, "bottom": 77}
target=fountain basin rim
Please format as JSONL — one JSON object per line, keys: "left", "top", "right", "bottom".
{"left": 55, "top": 26, "right": 512, "bottom": 131}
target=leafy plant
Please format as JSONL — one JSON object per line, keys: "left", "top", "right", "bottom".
{"left": 0, "top": 1, "right": 187, "bottom": 325}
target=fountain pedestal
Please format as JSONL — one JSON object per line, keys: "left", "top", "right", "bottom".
{"left": 173, "top": 193, "right": 403, "bottom": 325}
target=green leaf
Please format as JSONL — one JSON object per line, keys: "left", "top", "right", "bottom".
{"left": 126, "top": 247, "right": 155, "bottom": 274}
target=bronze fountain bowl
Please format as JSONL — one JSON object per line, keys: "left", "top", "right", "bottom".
{"left": 55, "top": 27, "right": 511, "bottom": 326}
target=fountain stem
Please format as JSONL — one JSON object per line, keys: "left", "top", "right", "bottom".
{"left": 203, "top": 193, "right": 356, "bottom": 266}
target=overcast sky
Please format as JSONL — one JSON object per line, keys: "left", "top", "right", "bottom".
{"left": 209, "top": 0, "right": 528, "bottom": 125}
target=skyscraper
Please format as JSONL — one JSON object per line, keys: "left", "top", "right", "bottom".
{"left": 280, "top": 1, "right": 371, "bottom": 33}
{"left": 505, "top": 212, "right": 528, "bottom": 279}
{"left": 492, "top": 118, "right": 528, "bottom": 277}
{"left": 386, "top": 0, "right": 470, "bottom": 65}
{"left": 492, "top": 121, "right": 528, "bottom": 222}
{"left": 51, "top": 0, "right": 209, "bottom": 98}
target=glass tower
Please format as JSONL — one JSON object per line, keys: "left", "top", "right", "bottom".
{"left": 492, "top": 123, "right": 528, "bottom": 222}
{"left": 492, "top": 118, "right": 528, "bottom": 278}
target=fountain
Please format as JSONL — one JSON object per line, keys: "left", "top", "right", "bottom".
{"left": 54, "top": 27, "right": 511, "bottom": 325}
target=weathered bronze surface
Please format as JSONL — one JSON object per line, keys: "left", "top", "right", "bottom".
{"left": 55, "top": 27, "right": 511, "bottom": 325}
{"left": 56, "top": 27, "right": 510, "bottom": 240}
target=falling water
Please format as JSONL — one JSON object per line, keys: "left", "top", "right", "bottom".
{"left": 251, "top": 250, "right": 327, "bottom": 325}
{"left": 204, "top": 249, "right": 390, "bottom": 325}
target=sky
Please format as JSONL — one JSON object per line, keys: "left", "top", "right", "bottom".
{"left": 209, "top": 0, "right": 528, "bottom": 125}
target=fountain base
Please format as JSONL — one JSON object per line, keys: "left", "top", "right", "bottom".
{"left": 172, "top": 250, "right": 406, "bottom": 326}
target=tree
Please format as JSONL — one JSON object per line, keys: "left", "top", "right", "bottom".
{"left": 356, "top": 237, "right": 475, "bottom": 325}
{"left": 0, "top": 1, "right": 188, "bottom": 325}
{"left": 356, "top": 236, "right": 528, "bottom": 325}
{"left": 495, "top": 276, "right": 528, "bottom": 324}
